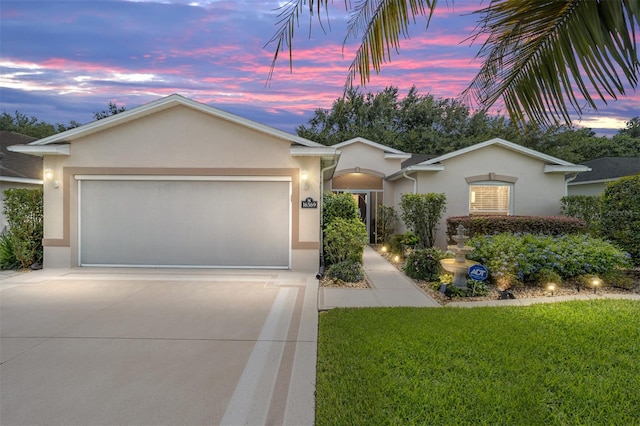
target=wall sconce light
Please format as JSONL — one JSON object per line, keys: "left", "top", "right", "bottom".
{"left": 301, "top": 170, "right": 309, "bottom": 190}
{"left": 44, "top": 168, "right": 59, "bottom": 188}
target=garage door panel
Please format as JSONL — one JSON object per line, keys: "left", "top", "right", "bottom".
{"left": 79, "top": 179, "right": 290, "bottom": 267}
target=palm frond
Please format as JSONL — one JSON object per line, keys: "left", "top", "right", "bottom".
{"left": 464, "top": 0, "right": 640, "bottom": 130}
{"left": 265, "top": 0, "right": 334, "bottom": 85}
{"left": 344, "top": 0, "right": 438, "bottom": 88}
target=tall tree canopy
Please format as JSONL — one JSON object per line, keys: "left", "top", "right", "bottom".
{"left": 297, "top": 86, "right": 640, "bottom": 162}
{"left": 268, "top": 0, "right": 640, "bottom": 131}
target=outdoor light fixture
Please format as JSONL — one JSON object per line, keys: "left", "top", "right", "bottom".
{"left": 393, "top": 255, "right": 400, "bottom": 262}
{"left": 381, "top": 246, "right": 388, "bottom": 253}
{"left": 301, "top": 170, "right": 309, "bottom": 190}
{"left": 44, "top": 168, "right": 59, "bottom": 188}
{"left": 547, "top": 283, "right": 556, "bottom": 296}
{"left": 592, "top": 277, "right": 601, "bottom": 293}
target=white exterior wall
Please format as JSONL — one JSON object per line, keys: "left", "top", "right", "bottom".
{"left": 567, "top": 182, "right": 607, "bottom": 196}
{"left": 42, "top": 105, "right": 321, "bottom": 271}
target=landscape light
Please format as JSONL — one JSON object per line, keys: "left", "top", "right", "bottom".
{"left": 592, "top": 277, "right": 601, "bottom": 293}
{"left": 381, "top": 246, "right": 388, "bottom": 253}
{"left": 546, "top": 283, "right": 556, "bottom": 296}
{"left": 393, "top": 255, "right": 400, "bottom": 262}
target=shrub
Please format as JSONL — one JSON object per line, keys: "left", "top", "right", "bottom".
{"left": 468, "top": 233, "right": 631, "bottom": 288}
{"left": 2, "top": 188, "right": 43, "bottom": 269}
{"left": 400, "top": 193, "right": 447, "bottom": 248}
{"left": 322, "top": 191, "right": 359, "bottom": 228}
{"left": 403, "top": 248, "right": 445, "bottom": 281}
{"left": 560, "top": 195, "right": 601, "bottom": 235}
{"left": 446, "top": 215, "right": 586, "bottom": 242}
{"left": 0, "top": 233, "right": 20, "bottom": 270}
{"left": 375, "top": 205, "right": 397, "bottom": 245}
{"left": 323, "top": 218, "right": 368, "bottom": 266}
{"left": 326, "top": 260, "right": 364, "bottom": 283}
{"left": 601, "top": 174, "right": 640, "bottom": 265}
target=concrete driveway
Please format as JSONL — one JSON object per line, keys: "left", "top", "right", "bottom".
{"left": 0, "top": 268, "right": 317, "bottom": 426}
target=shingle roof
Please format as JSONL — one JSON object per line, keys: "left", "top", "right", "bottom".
{"left": 0, "top": 131, "right": 42, "bottom": 180}
{"left": 571, "top": 157, "right": 640, "bottom": 183}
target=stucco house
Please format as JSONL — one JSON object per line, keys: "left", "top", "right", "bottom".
{"left": 10, "top": 94, "right": 590, "bottom": 270}
{"left": 326, "top": 137, "right": 589, "bottom": 247}
{"left": 567, "top": 157, "right": 640, "bottom": 196}
{"left": 9, "top": 94, "right": 339, "bottom": 271}
{"left": 1, "top": 131, "right": 42, "bottom": 233}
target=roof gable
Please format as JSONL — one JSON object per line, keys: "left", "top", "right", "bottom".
{"left": 333, "top": 137, "right": 409, "bottom": 156}
{"left": 26, "top": 94, "right": 324, "bottom": 148}
{"left": 417, "top": 138, "right": 575, "bottom": 166}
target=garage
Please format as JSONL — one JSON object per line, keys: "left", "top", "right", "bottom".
{"left": 77, "top": 176, "right": 291, "bottom": 268}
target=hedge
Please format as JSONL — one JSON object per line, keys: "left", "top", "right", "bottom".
{"left": 600, "top": 174, "right": 640, "bottom": 265}
{"left": 446, "top": 215, "right": 587, "bottom": 242}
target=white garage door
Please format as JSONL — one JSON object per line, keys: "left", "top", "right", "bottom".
{"left": 78, "top": 176, "right": 291, "bottom": 268}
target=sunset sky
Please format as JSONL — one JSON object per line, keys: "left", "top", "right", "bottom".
{"left": 1, "top": 0, "right": 639, "bottom": 136}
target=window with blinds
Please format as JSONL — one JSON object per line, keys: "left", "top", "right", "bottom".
{"left": 469, "top": 185, "right": 511, "bottom": 215}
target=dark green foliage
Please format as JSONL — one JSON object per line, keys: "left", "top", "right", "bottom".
{"left": 326, "top": 260, "right": 364, "bottom": 283}
{"left": 601, "top": 174, "right": 640, "bottom": 265}
{"left": 468, "top": 233, "right": 631, "bottom": 287}
{"left": 375, "top": 204, "right": 396, "bottom": 244}
{"left": 1, "top": 188, "right": 43, "bottom": 269}
{"left": 390, "top": 233, "right": 404, "bottom": 255}
{"left": 93, "top": 101, "right": 126, "bottom": 120}
{"left": 0, "top": 233, "right": 20, "bottom": 269}
{"left": 403, "top": 248, "right": 444, "bottom": 281}
{"left": 560, "top": 195, "right": 601, "bottom": 235}
{"left": 0, "top": 111, "right": 79, "bottom": 137}
{"left": 322, "top": 191, "right": 358, "bottom": 229}
{"left": 447, "top": 215, "right": 586, "bottom": 242}
{"left": 323, "top": 218, "right": 368, "bottom": 266}
{"left": 399, "top": 193, "right": 447, "bottom": 248}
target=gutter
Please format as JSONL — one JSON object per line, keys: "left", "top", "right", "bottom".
{"left": 403, "top": 172, "right": 417, "bottom": 194}
{"left": 316, "top": 157, "right": 339, "bottom": 279}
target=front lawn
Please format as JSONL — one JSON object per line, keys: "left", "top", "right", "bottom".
{"left": 316, "top": 300, "right": 640, "bottom": 425}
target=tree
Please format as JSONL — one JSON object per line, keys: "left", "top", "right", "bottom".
{"left": 399, "top": 193, "right": 447, "bottom": 248}
{"left": 268, "top": 0, "right": 639, "bottom": 131}
{"left": 94, "top": 102, "right": 126, "bottom": 120}
{"left": 0, "top": 111, "right": 80, "bottom": 138}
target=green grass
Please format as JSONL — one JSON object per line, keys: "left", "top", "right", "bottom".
{"left": 316, "top": 300, "right": 640, "bottom": 425}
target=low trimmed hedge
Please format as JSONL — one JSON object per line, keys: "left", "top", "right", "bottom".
{"left": 447, "top": 215, "right": 586, "bottom": 242}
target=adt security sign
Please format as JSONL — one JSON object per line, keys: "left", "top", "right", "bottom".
{"left": 468, "top": 264, "right": 489, "bottom": 281}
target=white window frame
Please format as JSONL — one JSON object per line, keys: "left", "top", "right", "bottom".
{"left": 468, "top": 182, "right": 513, "bottom": 215}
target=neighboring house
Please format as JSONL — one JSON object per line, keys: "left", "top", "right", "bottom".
{"left": 9, "top": 94, "right": 339, "bottom": 271}
{"left": 9, "top": 94, "right": 590, "bottom": 270}
{"left": 1, "top": 131, "right": 42, "bottom": 233}
{"left": 567, "top": 157, "right": 640, "bottom": 196}
{"left": 327, "top": 137, "right": 589, "bottom": 247}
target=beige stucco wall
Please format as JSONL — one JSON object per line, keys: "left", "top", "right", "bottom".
{"left": 567, "top": 182, "right": 606, "bottom": 196}
{"left": 329, "top": 141, "right": 406, "bottom": 204}
{"left": 390, "top": 145, "right": 568, "bottom": 248}
{"left": 42, "top": 105, "right": 321, "bottom": 271}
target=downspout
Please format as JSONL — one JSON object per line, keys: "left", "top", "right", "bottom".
{"left": 565, "top": 172, "right": 578, "bottom": 196}
{"left": 316, "top": 157, "right": 339, "bottom": 279}
{"left": 403, "top": 171, "right": 417, "bottom": 194}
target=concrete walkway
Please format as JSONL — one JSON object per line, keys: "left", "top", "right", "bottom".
{"left": 319, "top": 246, "right": 640, "bottom": 310}
{"left": 319, "top": 246, "right": 441, "bottom": 309}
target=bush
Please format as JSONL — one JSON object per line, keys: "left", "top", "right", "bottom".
{"left": 326, "top": 260, "right": 364, "bottom": 283}
{"left": 322, "top": 191, "right": 359, "bottom": 228}
{"left": 447, "top": 215, "right": 586, "bottom": 242}
{"left": 467, "top": 233, "right": 631, "bottom": 288}
{"left": 601, "top": 174, "right": 640, "bottom": 265}
{"left": 560, "top": 195, "right": 601, "bottom": 235}
{"left": 375, "top": 205, "right": 397, "bottom": 245}
{"left": 2, "top": 188, "right": 43, "bottom": 269}
{"left": 400, "top": 193, "right": 447, "bottom": 248}
{"left": 323, "top": 218, "right": 368, "bottom": 266}
{"left": 0, "top": 233, "right": 20, "bottom": 270}
{"left": 403, "top": 248, "right": 445, "bottom": 281}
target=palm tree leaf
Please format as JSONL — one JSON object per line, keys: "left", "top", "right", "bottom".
{"left": 464, "top": 0, "right": 640, "bottom": 130}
